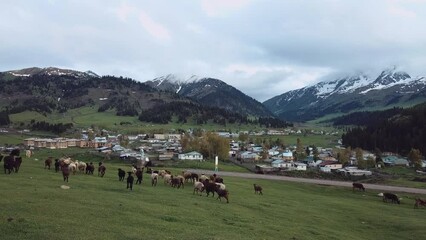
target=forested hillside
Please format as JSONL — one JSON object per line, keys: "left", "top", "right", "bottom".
{"left": 0, "top": 68, "right": 291, "bottom": 131}
{"left": 340, "top": 102, "right": 426, "bottom": 155}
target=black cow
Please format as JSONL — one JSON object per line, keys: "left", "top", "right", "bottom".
{"left": 383, "top": 193, "right": 400, "bottom": 204}
{"left": 118, "top": 168, "right": 126, "bottom": 181}
{"left": 203, "top": 179, "right": 217, "bottom": 197}
{"left": 3, "top": 156, "right": 14, "bottom": 174}
{"left": 352, "top": 183, "right": 365, "bottom": 192}
{"left": 126, "top": 172, "right": 134, "bottom": 190}
{"left": 86, "top": 162, "right": 95, "bottom": 175}
{"left": 54, "top": 159, "right": 60, "bottom": 172}
{"left": 14, "top": 157, "right": 22, "bottom": 173}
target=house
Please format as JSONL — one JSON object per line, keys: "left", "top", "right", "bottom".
{"left": 293, "top": 162, "right": 307, "bottom": 171}
{"left": 112, "top": 145, "right": 125, "bottom": 152}
{"left": 271, "top": 159, "right": 293, "bottom": 168}
{"left": 251, "top": 146, "right": 263, "bottom": 153}
{"left": 383, "top": 156, "right": 409, "bottom": 166}
{"left": 66, "top": 139, "right": 78, "bottom": 147}
{"left": 159, "top": 153, "right": 174, "bottom": 161}
{"left": 239, "top": 151, "right": 260, "bottom": 162}
{"left": 24, "top": 138, "right": 36, "bottom": 147}
{"left": 217, "top": 132, "right": 231, "bottom": 138}
{"left": 178, "top": 151, "right": 203, "bottom": 161}
{"left": 92, "top": 137, "right": 108, "bottom": 148}
{"left": 336, "top": 167, "right": 372, "bottom": 176}
{"left": 421, "top": 160, "right": 426, "bottom": 168}
{"left": 268, "top": 149, "right": 280, "bottom": 157}
{"left": 282, "top": 150, "right": 294, "bottom": 161}
{"left": 319, "top": 161, "right": 343, "bottom": 172}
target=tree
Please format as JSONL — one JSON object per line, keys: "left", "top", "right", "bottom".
{"left": 294, "top": 138, "right": 306, "bottom": 160}
{"left": 0, "top": 112, "right": 10, "bottom": 126}
{"left": 296, "top": 138, "right": 303, "bottom": 154}
{"left": 355, "top": 148, "right": 363, "bottom": 165}
{"left": 374, "top": 147, "right": 383, "bottom": 164}
{"left": 182, "top": 132, "right": 229, "bottom": 161}
{"left": 305, "top": 146, "right": 311, "bottom": 156}
{"left": 408, "top": 148, "right": 422, "bottom": 170}
{"left": 312, "top": 145, "right": 319, "bottom": 161}
{"left": 238, "top": 133, "right": 249, "bottom": 143}
{"left": 337, "top": 147, "right": 351, "bottom": 166}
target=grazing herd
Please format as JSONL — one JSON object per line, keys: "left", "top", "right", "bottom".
{"left": 1, "top": 148, "right": 425, "bottom": 207}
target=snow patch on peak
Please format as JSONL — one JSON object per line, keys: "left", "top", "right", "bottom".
{"left": 85, "top": 70, "right": 99, "bottom": 78}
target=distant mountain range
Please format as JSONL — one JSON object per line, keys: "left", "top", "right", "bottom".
{"left": 5, "top": 67, "right": 100, "bottom": 78}
{"left": 145, "top": 75, "right": 274, "bottom": 117}
{"left": 0, "top": 67, "right": 287, "bottom": 128}
{"left": 1, "top": 66, "right": 425, "bottom": 124}
{"left": 263, "top": 67, "right": 426, "bottom": 121}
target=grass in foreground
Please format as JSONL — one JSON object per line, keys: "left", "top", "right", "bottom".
{"left": 1, "top": 149, "right": 425, "bottom": 240}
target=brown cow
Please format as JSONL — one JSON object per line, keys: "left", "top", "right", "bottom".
{"left": 414, "top": 198, "right": 426, "bottom": 209}
{"left": 45, "top": 157, "right": 53, "bottom": 170}
{"left": 61, "top": 164, "right": 70, "bottom": 182}
{"left": 253, "top": 184, "right": 263, "bottom": 195}
{"left": 98, "top": 165, "right": 106, "bottom": 177}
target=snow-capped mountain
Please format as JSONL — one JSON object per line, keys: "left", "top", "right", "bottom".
{"left": 145, "top": 75, "right": 274, "bottom": 117}
{"left": 263, "top": 68, "right": 426, "bottom": 121}
{"left": 5, "top": 67, "right": 99, "bottom": 79}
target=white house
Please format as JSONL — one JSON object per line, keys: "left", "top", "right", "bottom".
{"left": 282, "top": 150, "right": 294, "bottom": 161}
{"left": 336, "top": 167, "right": 372, "bottom": 176}
{"left": 319, "top": 161, "right": 343, "bottom": 172}
{"left": 271, "top": 159, "right": 293, "bottom": 168}
{"left": 268, "top": 149, "right": 280, "bottom": 157}
{"left": 178, "top": 151, "right": 203, "bottom": 161}
{"left": 239, "top": 151, "right": 260, "bottom": 162}
{"left": 293, "top": 162, "right": 307, "bottom": 171}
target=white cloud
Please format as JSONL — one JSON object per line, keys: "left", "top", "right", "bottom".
{"left": 201, "top": 0, "right": 251, "bottom": 16}
{"left": 1, "top": 0, "right": 426, "bottom": 101}
{"left": 138, "top": 11, "right": 171, "bottom": 42}
{"left": 116, "top": 2, "right": 133, "bottom": 22}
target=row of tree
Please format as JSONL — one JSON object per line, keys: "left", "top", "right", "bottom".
{"left": 29, "top": 121, "right": 73, "bottom": 134}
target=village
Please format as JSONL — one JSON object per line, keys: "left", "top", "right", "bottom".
{"left": 18, "top": 127, "right": 426, "bottom": 179}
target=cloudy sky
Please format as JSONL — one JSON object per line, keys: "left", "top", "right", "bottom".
{"left": 1, "top": 0, "right": 426, "bottom": 101}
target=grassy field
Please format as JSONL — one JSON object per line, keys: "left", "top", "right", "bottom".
{"left": 1, "top": 149, "right": 425, "bottom": 240}
{"left": 0, "top": 133, "right": 25, "bottom": 145}
{"left": 9, "top": 108, "right": 265, "bottom": 134}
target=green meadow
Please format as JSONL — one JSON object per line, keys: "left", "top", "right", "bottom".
{"left": 1, "top": 149, "right": 425, "bottom": 240}
{"left": 8, "top": 108, "right": 265, "bottom": 134}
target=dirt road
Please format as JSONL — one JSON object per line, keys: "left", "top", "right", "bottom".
{"left": 188, "top": 169, "right": 426, "bottom": 195}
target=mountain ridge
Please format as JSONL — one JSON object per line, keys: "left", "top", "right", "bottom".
{"left": 263, "top": 68, "right": 426, "bottom": 121}
{"left": 145, "top": 75, "right": 274, "bottom": 117}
